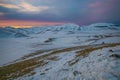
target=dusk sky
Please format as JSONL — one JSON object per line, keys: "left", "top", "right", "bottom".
{"left": 0, "top": 0, "right": 120, "bottom": 27}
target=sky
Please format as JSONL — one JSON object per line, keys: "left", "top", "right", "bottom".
{"left": 0, "top": 0, "right": 120, "bottom": 27}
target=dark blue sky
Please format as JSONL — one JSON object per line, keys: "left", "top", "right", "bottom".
{"left": 0, "top": 0, "right": 120, "bottom": 26}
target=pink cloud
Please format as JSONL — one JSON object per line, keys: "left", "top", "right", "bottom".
{"left": 88, "top": 0, "right": 116, "bottom": 21}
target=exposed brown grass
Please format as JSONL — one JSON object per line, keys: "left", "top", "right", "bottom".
{"left": 76, "top": 43, "right": 120, "bottom": 58}
{"left": 28, "top": 71, "right": 36, "bottom": 76}
{"left": 0, "top": 59, "right": 47, "bottom": 80}
{"left": 20, "top": 45, "right": 82, "bottom": 60}
{"left": 68, "top": 59, "right": 79, "bottom": 66}
{"left": 68, "top": 43, "right": 120, "bottom": 66}
{"left": 47, "top": 56, "right": 58, "bottom": 61}
{"left": 1, "top": 43, "right": 120, "bottom": 79}
{"left": 48, "top": 46, "right": 85, "bottom": 55}
{"left": 21, "top": 49, "right": 52, "bottom": 60}
{"left": 20, "top": 46, "right": 85, "bottom": 61}
{"left": 0, "top": 45, "right": 85, "bottom": 80}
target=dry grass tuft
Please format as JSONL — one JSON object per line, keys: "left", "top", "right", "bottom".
{"left": 47, "top": 56, "right": 58, "bottom": 61}
{"left": 1, "top": 43, "right": 120, "bottom": 79}
{"left": 76, "top": 43, "right": 120, "bottom": 58}
{"left": 68, "top": 59, "right": 79, "bottom": 66}
{"left": 0, "top": 59, "right": 47, "bottom": 80}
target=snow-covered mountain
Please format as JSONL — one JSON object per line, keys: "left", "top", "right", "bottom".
{"left": 0, "top": 23, "right": 120, "bottom": 80}
{"left": 0, "top": 27, "right": 28, "bottom": 38}
{"left": 0, "top": 23, "right": 120, "bottom": 38}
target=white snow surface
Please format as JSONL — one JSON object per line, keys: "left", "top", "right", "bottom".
{"left": 18, "top": 46, "right": 120, "bottom": 80}
{"left": 0, "top": 23, "right": 120, "bottom": 80}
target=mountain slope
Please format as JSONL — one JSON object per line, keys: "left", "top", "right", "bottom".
{"left": 0, "top": 23, "right": 120, "bottom": 38}
{"left": 0, "top": 23, "right": 120, "bottom": 80}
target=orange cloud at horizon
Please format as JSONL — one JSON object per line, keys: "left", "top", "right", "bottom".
{"left": 0, "top": 20, "right": 66, "bottom": 28}
{"left": 12, "top": 26, "right": 33, "bottom": 28}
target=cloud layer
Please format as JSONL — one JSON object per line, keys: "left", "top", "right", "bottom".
{"left": 0, "top": 0, "right": 120, "bottom": 26}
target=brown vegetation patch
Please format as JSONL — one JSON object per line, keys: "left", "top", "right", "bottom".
{"left": 68, "top": 59, "right": 79, "bottom": 66}
{"left": 68, "top": 43, "right": 120, "bottom": 66}
{"left": 76, "top": 43, "right": 120, "bottom": 58}
{"left": 21, "top": 49, "right": 52, "bottom": 60}
{"left": 47, "top": 56, "right": 58, "bottom": 61}
{"left": 1, "top": 43, "right": 120, "bottom": 80}
{"left": 0, "top": 59, "right": 47, "bottom": 80}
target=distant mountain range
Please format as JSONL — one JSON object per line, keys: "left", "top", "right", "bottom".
{"left": 0, "top": 23, "right": 120, "bottom": 38}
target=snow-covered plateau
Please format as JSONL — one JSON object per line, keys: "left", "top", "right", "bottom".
{"left": 0, "top": 23, "right": 120, "bottom": 80}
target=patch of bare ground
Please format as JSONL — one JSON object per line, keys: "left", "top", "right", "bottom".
{"left": 21, "top": 49, "right": 52, "bottom": 60}
{"left": 76, "top": 43, "right": 120, "bottom": 57}
{"left": 68, "top": 43, "right": 120, "bottom": 66}
{"left": 20, "top": 34, "right": 120, "bottom": 60}
{"left": 86, "top": 34, "right": 120, "bottom": 44}
{"left": 47, "top": 56, "right": 58, "bottom": 61}
{"left": 44, "top": 38, "right": 56, "bottom": 43}
{"left": 19, "top": 46, "right": 86, "bottom": 60}
{"left": 0, "top": 45, "right": 85, "bottom": 80}
{"left": 68, "top": 58, "right": 79, "bottom": 66}
{"left": 0, "top": 59, "right": 47, "bottom": 80}
{"left": 1, "top": 43, "right": 120, "bottom": 80}
{"left": 0, "top": 46, "right": 84, "bottom": 80}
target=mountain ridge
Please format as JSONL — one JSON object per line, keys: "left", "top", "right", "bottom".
{"left": 0, "top": 23, "right": 120, "bottom": 38}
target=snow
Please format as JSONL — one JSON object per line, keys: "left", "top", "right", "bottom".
{"left": 0, "top": 23, "right": 120, "bottom": 80}
{"left": 0, "top": 23, "right": 119, "bottom": 38}
{"left": 73, "top": 46, "right": 120, "bottom": 80}
{"left": 17, "top": 46, "right": 120, "bottom": 80}
{"left": 0, "top": 38, "right": 33, "bottom": 65}
{"left": 94, "top": 37, "right": 120, "bottom": 44}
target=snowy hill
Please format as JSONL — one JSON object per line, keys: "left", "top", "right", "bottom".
{"left": 0, "top": 23, "right": 120, "bottom": 80}
{"left": 0, "top": 23, "right": 120, "bottom": 38}
{"left": 0, "top": 27, "right": 28, "bottom": 38}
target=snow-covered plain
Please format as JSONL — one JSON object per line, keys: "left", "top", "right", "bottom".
{"left": 0, "top": 23, "right": 120, "bottom": 80}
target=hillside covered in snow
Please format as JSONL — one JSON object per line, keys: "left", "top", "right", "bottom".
{"left": 0, "top": 23, "right": 120, "bottom": 80}
{"left": 0, "top": 23, "right": 120, "bottom": 38}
